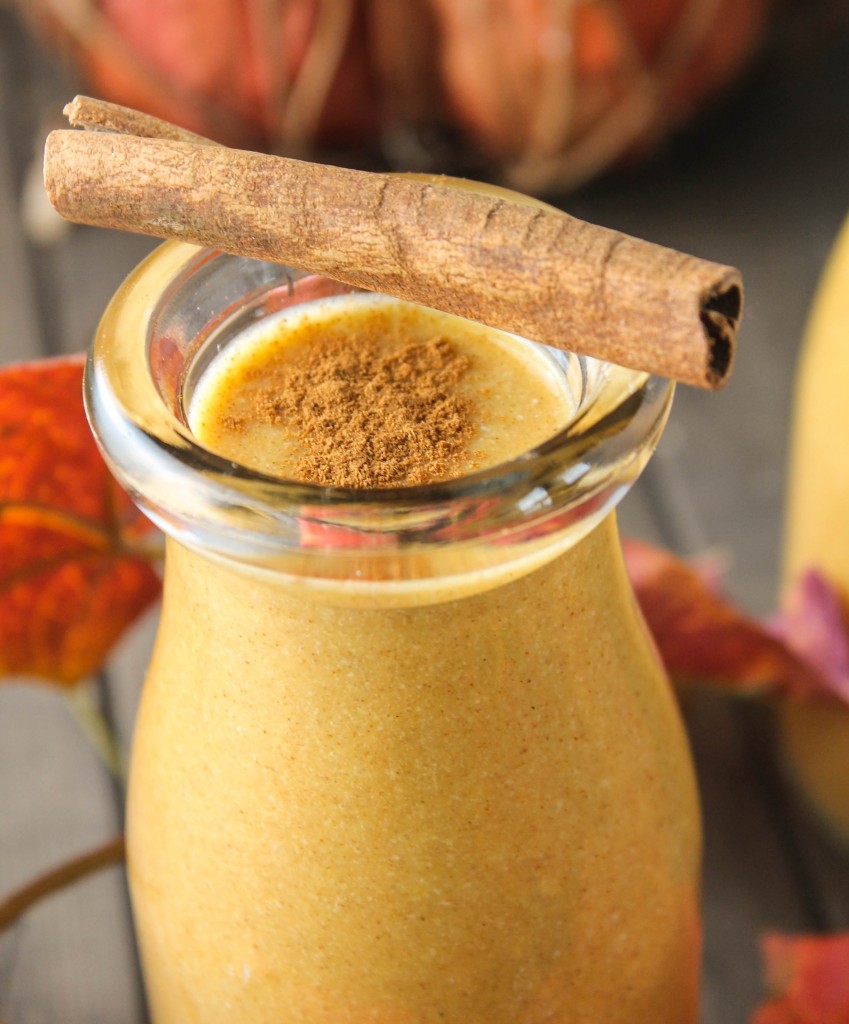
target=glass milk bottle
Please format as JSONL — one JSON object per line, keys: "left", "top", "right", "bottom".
{"left": 86, "top": 240, "right": 701, "bottom": 1023}
{"left": 781, "top": 211, "right": 849, "bottom": 841}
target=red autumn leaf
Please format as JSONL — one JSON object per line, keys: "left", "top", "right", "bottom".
{"left": 622, "top": 537, "right": 848, "bottom": 702}
{"left": 751, "top": 933, "right": 849, "bottom": 1023}
{"left": 770, "top": 570, "right": 849, "bottom": 704}
{"left": 0, "top": 354, "right": 161, "bottom": 686}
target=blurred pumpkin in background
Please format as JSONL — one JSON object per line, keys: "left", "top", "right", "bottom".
{"left": 18, "top": 0, "right": 772, "bottom": 193}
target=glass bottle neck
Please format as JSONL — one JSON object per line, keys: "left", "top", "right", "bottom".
{"left": 162, "top": 510, "right": 626, "bottom": 612}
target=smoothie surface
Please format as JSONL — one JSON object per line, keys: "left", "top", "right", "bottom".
{"left": 188, "top": 295, "right": 572, "bottom": 487}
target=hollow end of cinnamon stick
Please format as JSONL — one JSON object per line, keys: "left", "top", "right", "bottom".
{"left": 699, "top": 276, "right": 743, "bottom": 389}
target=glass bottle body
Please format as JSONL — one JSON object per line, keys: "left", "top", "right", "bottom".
{"left": 131, "top": 519, "right": 699, "bottom": 1023}
{"left": 87, "top": 239, "right": 701, "bottom": 1022}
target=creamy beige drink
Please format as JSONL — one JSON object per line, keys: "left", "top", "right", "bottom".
{"left": 127, "top": 296, "right": 699, "bottom": 1023}
{"left": 188, "top": 295, "right": 573, "bottom": 486}
{"left": 130, "top": 526, "right": 701, "bottom": 1024}
{"left": 88, "top": 242, "right": 700, "bottom": 1023}
{"left": 781, "top": 214, "right": 849, "bottom": 840}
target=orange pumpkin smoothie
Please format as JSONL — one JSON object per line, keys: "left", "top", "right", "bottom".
{"left": 87, "top": 243, "right": 701, "bottom": 1023}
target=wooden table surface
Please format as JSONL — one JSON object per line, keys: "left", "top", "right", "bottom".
{"left": 2, "top": 6, "right": 849, "bottom": 1022}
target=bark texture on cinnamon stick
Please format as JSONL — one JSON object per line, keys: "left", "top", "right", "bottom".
{"left": 63, "top": 94, "right": 216, "bottom": 146}
{"left": 44, "top": 109, "right": 742, "bottom": 389}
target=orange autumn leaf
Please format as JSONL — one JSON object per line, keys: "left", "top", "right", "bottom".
{"left": 0, "top": 354, "right": 161, "bottom": 686}
{"left": 751, "top": 933, "right": 849, "bottom": 1023}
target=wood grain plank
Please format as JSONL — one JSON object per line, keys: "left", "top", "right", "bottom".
{"left": 0, "top": 79, "right": 40, "bottom": 363}
{"left": 0, "top": 684, "right": 145, "bottom": 1024}
{"left": 0, "top": 11, "right": 149, "bottom": 1022}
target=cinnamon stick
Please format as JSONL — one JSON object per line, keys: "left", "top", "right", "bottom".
{"left": 45, "top": 101, "right": 742, "bottom": 389}
{"left": 63, "top": 94, "right": 216, "bottom": 146}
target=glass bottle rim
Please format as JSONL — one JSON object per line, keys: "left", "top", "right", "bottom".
{"left": 85, "top": 241, "right": 673, "bottom": 585}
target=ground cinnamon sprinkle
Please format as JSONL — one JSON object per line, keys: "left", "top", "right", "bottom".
{"left": 228, "top": 326, "right": 477, "bottom": 488}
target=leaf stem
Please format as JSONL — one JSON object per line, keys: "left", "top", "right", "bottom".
{"left": 0, "top": 835, "right": 126, "bottom": 934}
{"left": 65, "top": 685, "right": 128, "bottom": 783}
